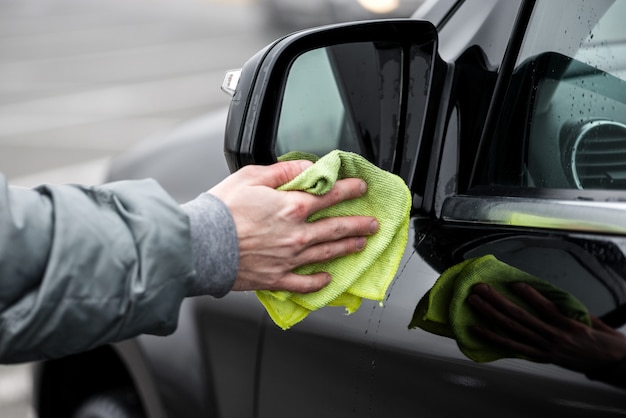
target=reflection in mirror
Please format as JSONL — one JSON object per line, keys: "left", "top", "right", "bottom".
{"left": 466, "top": 279, "right": 626, "bottom": 389}
{"left": 276, "top": 47, "right": 358, "bottom": 157}
{"left": 409, "top": 251, "right": 626, "bottom": 389}
{"left": 275, "top": 41, "right": 403, "bottom": 170}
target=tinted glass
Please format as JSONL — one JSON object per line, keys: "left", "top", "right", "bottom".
{"left": 477, "top": 0, "right": 626, "bottom": 191}
{"left": 275, "top": 42, "right": 403, "bottom": 170}
{"left": 276, "top": 47, "right": 360, "bottom": 157}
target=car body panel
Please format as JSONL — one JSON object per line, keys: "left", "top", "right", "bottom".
{"left": 107, "top": 109, "right": 230, "bottom": 203}
{"left": 255, "top": 220, "right": 626, "bottom": 417}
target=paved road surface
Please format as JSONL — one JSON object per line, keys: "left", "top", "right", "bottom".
{"left": 0, "top": 0, "right": 277, "bottom": 186}
{"left": 0, "top": 0, "right": 279, "bottom": 416}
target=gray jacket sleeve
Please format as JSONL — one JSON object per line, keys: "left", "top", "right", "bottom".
{"left": 0, "top": 175, "right": 237, "bottom": 364}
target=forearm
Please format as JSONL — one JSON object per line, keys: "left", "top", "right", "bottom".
{"left": 0, "top": 177, "right": 198, "bottom": 363}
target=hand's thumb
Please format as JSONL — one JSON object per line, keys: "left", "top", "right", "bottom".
{"left": 256, "top": 160, "right": 313, "bottom": 189}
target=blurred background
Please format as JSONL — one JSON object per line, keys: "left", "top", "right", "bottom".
{"left": 0, "top": 0, "right": 420, "bottom": 416}
{"left": 1, "top": 0, "right": 270, "bottom": 411}
{"left": 1, "top": 0, "right": 276, "bottom": 189}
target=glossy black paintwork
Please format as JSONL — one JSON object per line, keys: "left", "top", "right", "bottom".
{"left": 254, "top": 221, "right": 626, "bottom": 416}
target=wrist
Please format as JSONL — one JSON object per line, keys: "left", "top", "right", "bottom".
{"left": 181, "top": 193, "right": 239, "bottom": 297}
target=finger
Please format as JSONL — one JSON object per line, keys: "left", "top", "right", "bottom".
{"left": 472, "top": 284, "right": 575, "bottom": 346}
{"left": 591, "top": 316, "right": 615, "bottom": 332}
{"left": 471, "top": 326, "right": 548, "bottom": 362}
{"left": 273, "top": 271, "right": 332, "bottom": 294}
{"left": 468, "top": 287, "right": 549, "bottom": 345}
{"left": 246, "top": 160, "right": 313, "bottom": 188}
{"left": 509, "top": 282, "right": 576, "bottom": 328}
{"left": 304, "top": 178, "right": 367, "bottom": 215}
{"left": 303, "top": 215, "right": 378, "bottom": 246}
{"left": 291, "top": 235, "right": 369, "bottom": 268}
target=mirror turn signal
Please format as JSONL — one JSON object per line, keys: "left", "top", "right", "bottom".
{"left": 221, "top": 69, "right": 242, "bottom": 97}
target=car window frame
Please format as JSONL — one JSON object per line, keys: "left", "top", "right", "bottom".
{"left": 441, "top": 0, "right": 626, "bottom": 237}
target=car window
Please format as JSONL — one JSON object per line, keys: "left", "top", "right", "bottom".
{"left": 475, "top": 0, "right": 626, "bottom": 193}
{"left": 451, "top": 0, "right": 626, "bottom": 325}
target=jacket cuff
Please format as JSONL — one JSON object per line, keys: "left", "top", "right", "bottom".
{"left": 181, "top": 193, "right": 239, "bottom": 297}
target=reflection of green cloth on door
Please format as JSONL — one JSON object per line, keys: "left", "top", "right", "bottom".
{"left": 409, "top": 254, "right": 591, "bottom": 362}
{"left": 256, "top": 150, "right": 412, "bottom": 330}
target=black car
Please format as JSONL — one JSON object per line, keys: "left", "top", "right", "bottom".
{"left": 33, "top": 0, "right": 626, "bottom": 416}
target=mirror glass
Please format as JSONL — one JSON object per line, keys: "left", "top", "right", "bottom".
{"left": 275, "top": 42, "right": 403, "bottom": 169}
{"left": 276, "top": 47, "right": 358, "bottom": 157}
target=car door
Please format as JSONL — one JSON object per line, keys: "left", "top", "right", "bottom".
{"left": 450, "top": 0, "right": 626, "bottom": 328}
{"left": 253, "top": 0, "right": 626, "bottom": 417}
{"left": 430, "top": 0, "right": 626, "bottom": 412}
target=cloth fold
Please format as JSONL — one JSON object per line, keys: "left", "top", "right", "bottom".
{"left": 409, "top": 254, "right": 591, "bottom": 362}
{"left": 257, "top": 150, "right": 412, "bottom": 330}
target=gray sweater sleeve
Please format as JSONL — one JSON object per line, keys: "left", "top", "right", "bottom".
{"left": 180, "top": 193, "right": 239, "bottom": 297}
{"left": 0, "top": 176, "right": 237, "bottom": 364}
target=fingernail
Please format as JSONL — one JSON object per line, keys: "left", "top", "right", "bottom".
{"left": 298, "top": 160, "right": 313, "bottom": 171}
{"left": 369, "top": 219, "right": 379, "bottom": 234}
{"left": 356, "top": 237, "right": 367, "bottom": 250}
{"left": 472, "top": 283, "right": 489, "bottom": 294}
{"left": 324, "top": 274, "right": 332, "bottom": 285}
{"left": 360, "top": 180, "right": 367, "bottom": 195}
{"left": 467, "top": 294, "right": 482, "bottom": 305}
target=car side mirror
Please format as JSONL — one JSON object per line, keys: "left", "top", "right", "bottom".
{"left": 223, "top": 19, "right": 446, "bottom": 192}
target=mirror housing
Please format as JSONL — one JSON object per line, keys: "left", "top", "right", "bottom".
{"left": 224, "top": 19, "right": 446, "bottom": 194}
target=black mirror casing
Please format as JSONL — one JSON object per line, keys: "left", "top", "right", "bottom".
{"left": 224, "top": 19, "right": 446, "bottom": 197}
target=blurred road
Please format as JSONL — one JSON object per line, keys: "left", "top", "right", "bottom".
{"left": 0, "top": 0, "right": 280, "bottom": 416}
{"left": 0, "top": 0, "right": 278, "bottom": 187}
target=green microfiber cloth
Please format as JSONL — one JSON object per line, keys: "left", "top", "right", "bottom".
{"left": 409, "top": 254, "right": 591, "bottom": 362}
{"left": 256, "top": 150, "right": 412, "bottom": 330}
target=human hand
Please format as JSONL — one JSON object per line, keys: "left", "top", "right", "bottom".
{"left": 208, "top": 160, "right": 379, "bottom": 294}
{"left": 467, "top": 282, "right": 626, "bottom": 374}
